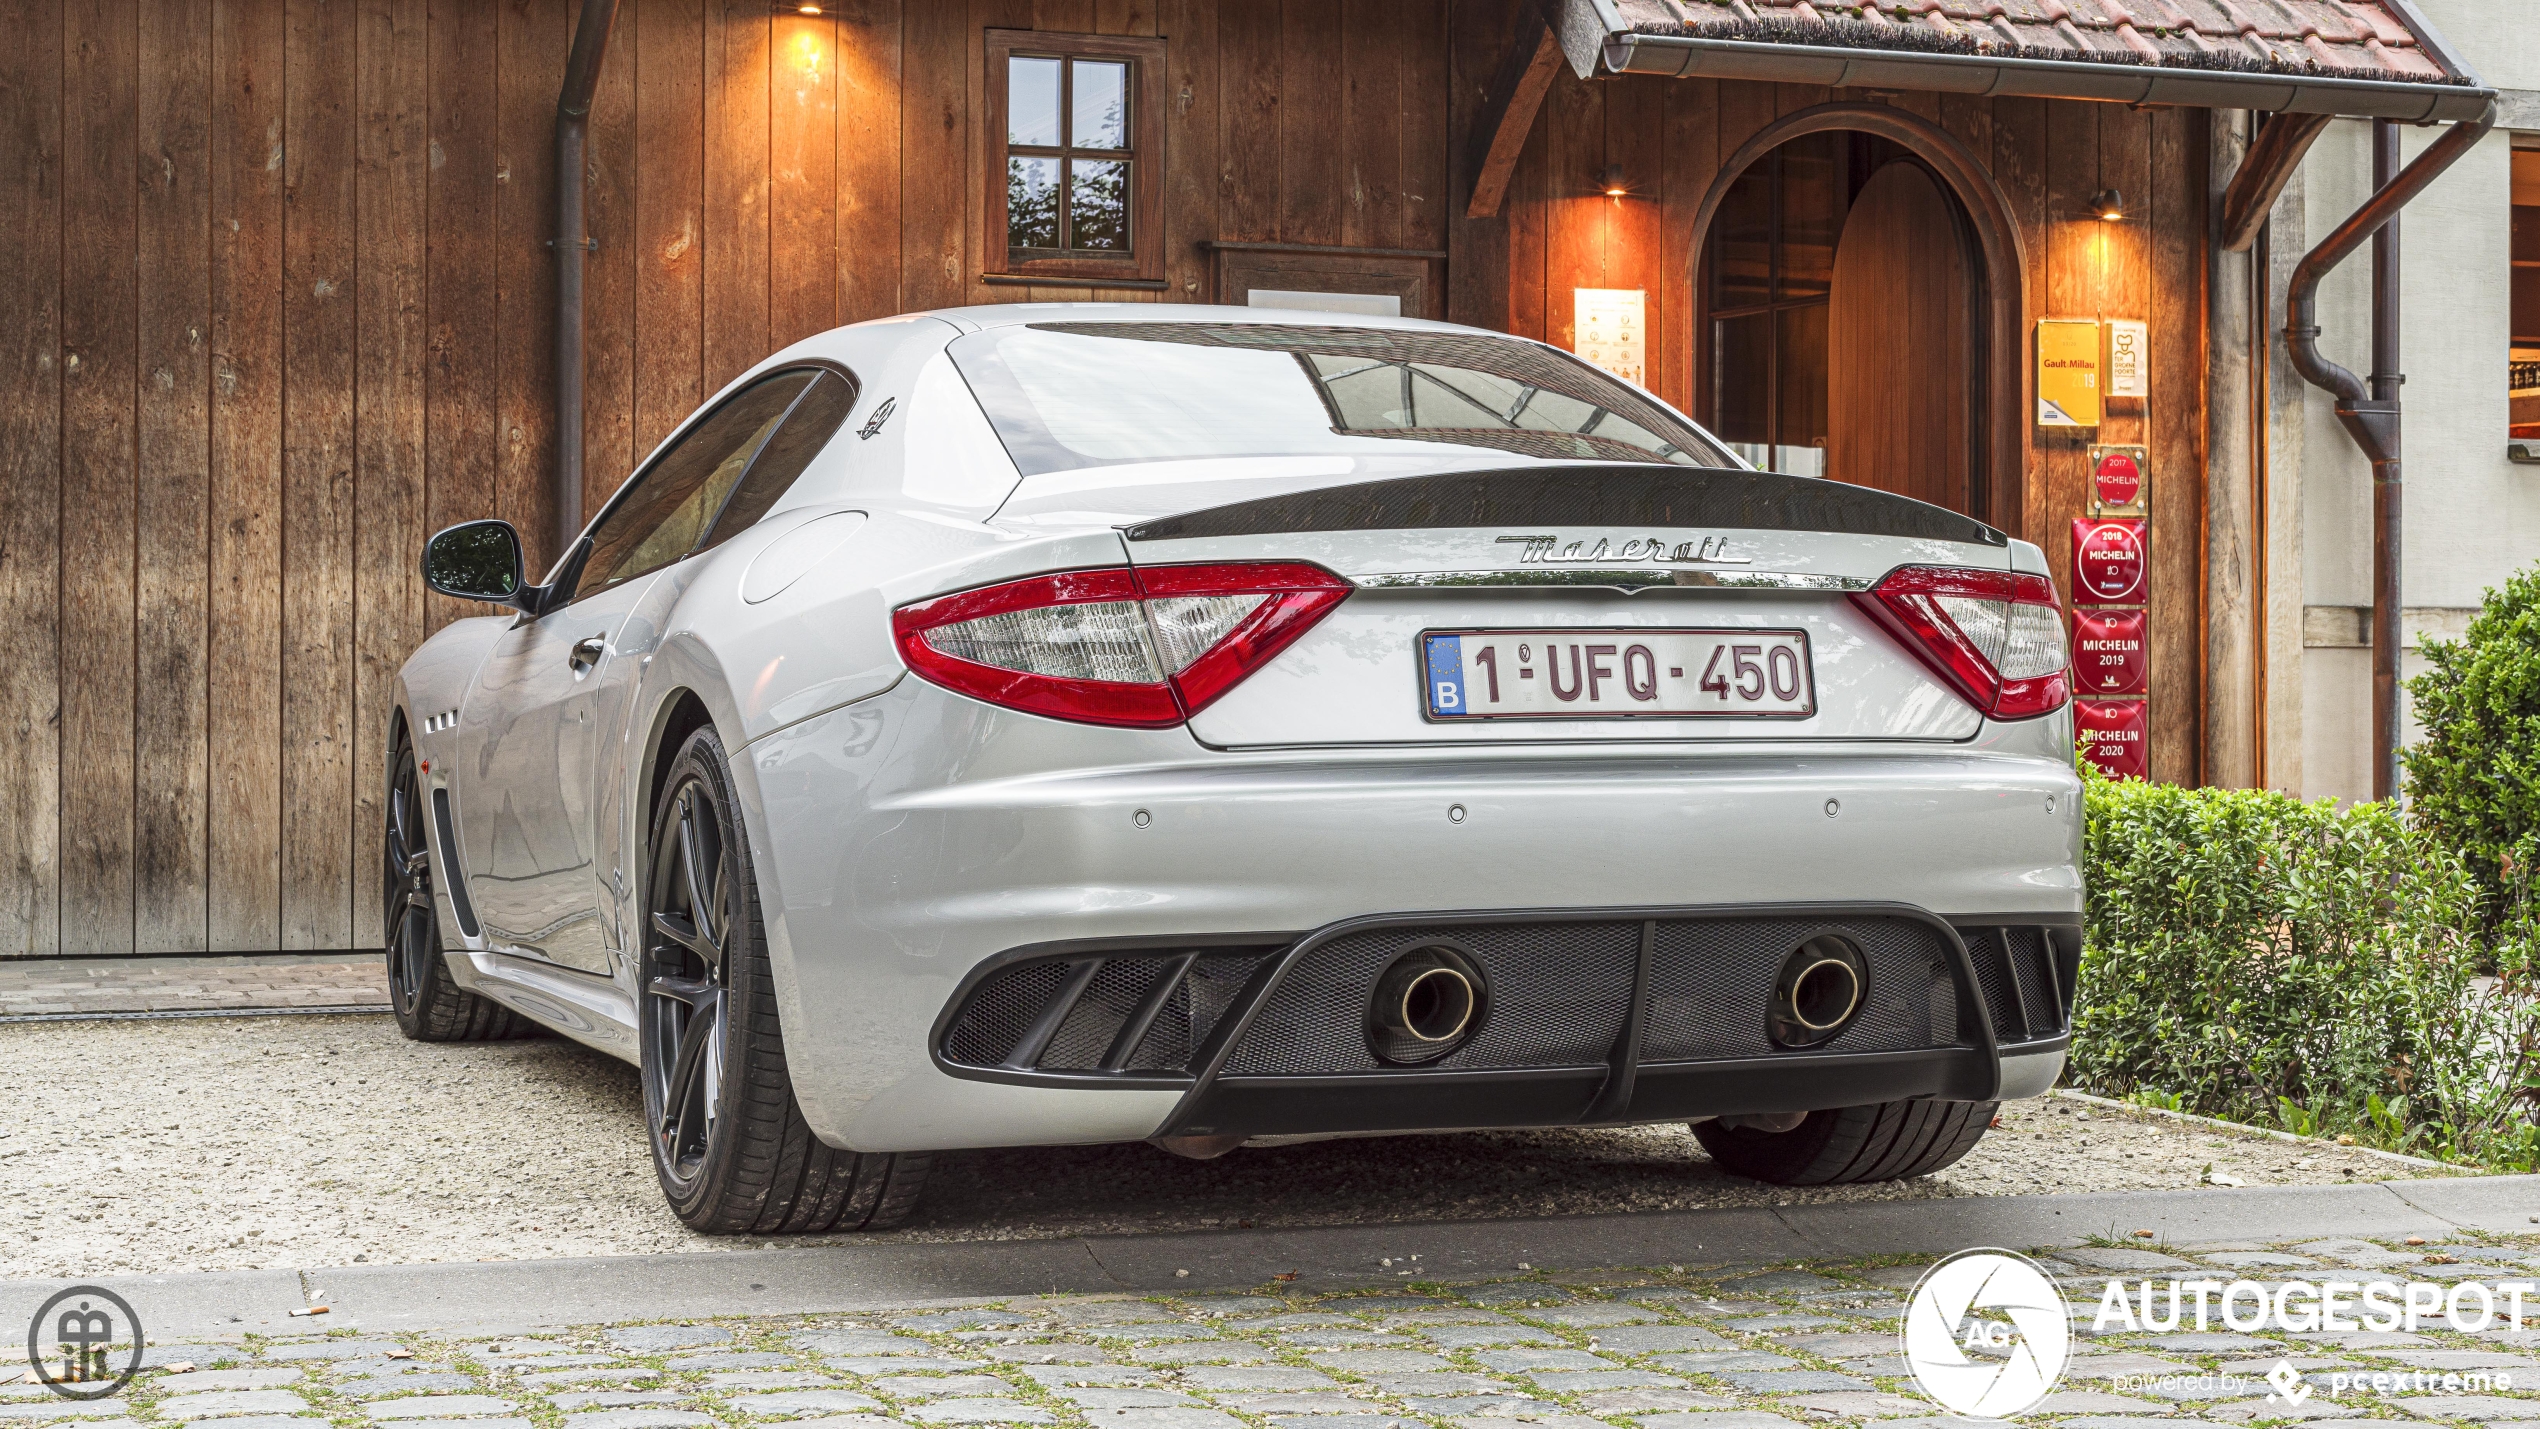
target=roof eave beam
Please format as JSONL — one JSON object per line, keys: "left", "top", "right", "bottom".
{"left": 1465, "top": 14, "right": 1565, "bottom": 220}
{"left": 2217, "top": 111, "right": 2333, "bottom": 255}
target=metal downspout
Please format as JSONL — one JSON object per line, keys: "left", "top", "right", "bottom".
{"left": 554, "top": 0, "right": 625, "bottom": 563}
{"left": 2280, "top": 104, "right": 2495, "bottom": 801}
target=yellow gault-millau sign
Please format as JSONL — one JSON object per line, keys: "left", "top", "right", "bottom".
{"left": 2037, "top": 318, "right": 2102, "bottom": 428}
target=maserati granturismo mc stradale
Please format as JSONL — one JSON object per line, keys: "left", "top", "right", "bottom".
{"left": 389, "top": 306, "right": 2081, "bottom": 1233}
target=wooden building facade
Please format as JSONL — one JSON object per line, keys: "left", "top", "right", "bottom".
{"left": 0, "top": 0, "right": 2481, "bottom": 955}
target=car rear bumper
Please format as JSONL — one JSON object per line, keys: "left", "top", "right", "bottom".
{"left": 735, "top": 686, "right": 2083, "bottom": 1152}
{"left": 930, "top": 903, "right": 2076, "bottom": 1142}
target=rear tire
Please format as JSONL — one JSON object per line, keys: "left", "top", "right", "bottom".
{"left": 641, "top": 724, "right": 931, "bottom": 1234}
{"left": 383, "top": 731, "right": 534, "bottom": 1043}
{"left": 1693, "top": 1099, "right": 1995, "bottom": 1185}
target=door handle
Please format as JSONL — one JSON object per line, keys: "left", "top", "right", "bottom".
{"left": 569, "top": 635, "right": 607, "bottom": 673}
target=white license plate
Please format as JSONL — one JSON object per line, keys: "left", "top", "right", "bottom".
{"left": 1420, "top": 628, "right": 1816, "bottom": 720}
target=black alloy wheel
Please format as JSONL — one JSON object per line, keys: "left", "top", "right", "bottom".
{"left": 384, "top": 746, "right": 436, "bottom": 1017}
{"left": 644, "top": 772, "right": 735, "bottom": 1197}
{"left": 383, "top": 729, "right": 529, "bottom": 1042}
{"left": 638, "top": 724, "right": 931, "bottom": 1233}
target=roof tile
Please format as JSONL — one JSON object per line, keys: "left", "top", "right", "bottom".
{"left": 1609, "top": 0, "right": 2469, "bottom": 85}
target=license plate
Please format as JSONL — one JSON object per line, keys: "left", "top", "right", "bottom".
{"left": 1420, "top": 628, "right": 1816, "bottom": 720}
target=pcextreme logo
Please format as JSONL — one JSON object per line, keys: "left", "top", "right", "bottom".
{"left": 1902, "top": 1248, "right": 2072, "bottom": 1417}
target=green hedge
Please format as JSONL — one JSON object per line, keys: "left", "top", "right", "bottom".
{"left": 2068, "top": 765, "right": 2537, "bottom": 1164}
{"left": 2405, "top": 565, "right": 2540, "bottom": 934}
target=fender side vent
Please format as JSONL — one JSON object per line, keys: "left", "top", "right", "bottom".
{"left": 431, "top": 787, "right": 480, "bottom": 938}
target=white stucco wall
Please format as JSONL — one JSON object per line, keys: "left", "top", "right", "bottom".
{"left": 2293, "top": 0, "right": 2540, "bottom": 802}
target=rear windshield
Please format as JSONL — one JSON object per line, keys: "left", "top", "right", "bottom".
{"left": 947, "top": 321, "right": 1736, "bottom": 477}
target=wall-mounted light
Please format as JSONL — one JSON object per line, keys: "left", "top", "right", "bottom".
{"left": 780, "top": 0, "right": 822, "bottom": 12}
{"left": 2090, "top": 187, "right": 2126, "bottom": 221}
{"left": 1601, "top": 164, "right": 1628, "bottom": 198}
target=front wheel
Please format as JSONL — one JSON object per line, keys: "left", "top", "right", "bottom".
{"left": 641, "top": 725, "right": 930, "bottom": 1234}
{"left": 383, "top": 731, "right": 532, "bottom": 1042}
{"left": 1693, "top": 1099, "right": 1995, "bottom": 1185}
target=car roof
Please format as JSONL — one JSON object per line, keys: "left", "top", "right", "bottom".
{"left": 919, "top": 301, "right": 1508, "bottom": 338}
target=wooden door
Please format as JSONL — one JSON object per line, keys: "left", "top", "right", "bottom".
{"left": 1824, "top": 161, "right": 1976, "bottom": 513}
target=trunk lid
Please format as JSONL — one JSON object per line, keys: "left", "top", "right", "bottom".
{"left": 1064, "top": 463, "right": 2016, "bottom": 748}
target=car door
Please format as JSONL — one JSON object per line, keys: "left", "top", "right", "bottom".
{"left": 582, "top": 368, "right": 858, "bottom": 966}
{"left": 456, "top": 367, "right": 838, "bottom": 973}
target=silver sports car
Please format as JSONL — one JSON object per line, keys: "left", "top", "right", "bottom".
{"left": 391, "top": 305, "right": 2081, "bottom": 1234}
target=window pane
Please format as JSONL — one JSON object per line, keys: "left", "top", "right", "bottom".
{"left": 950, "top": 323, "right": 1736, "bottom": 475}
{"left": 1072, "top": 59, "right": 1127, "bottom": 150}
{"left": 1315, "top": 359, "right": 1411, "bottom": 429}
{"left": 1713, "top": 312, "right": 1771, "bottom": 446}
{"left": 1008, "top": 155, "right": 1060, "bottom": 249}
{"left": 1068, "top": 159, "right": 1129, "bottom": 251}
{"left": 1778, "top": 133, "right": 1844, "bottom": 304}
{"left": 1713, "top": 162, "right": 1772, "bottom": 312}
{"left": 1776, "top": 301, "right": 1828, "bottom": 453}
{"left": 1404, "top": 367, "right": 1515, "bottom": 430}
{"left": 701, "top": 371, "right": 857, "bottom": 550}
{"left": 582, "top": 371, "right": 815, "bottom": 595}
{"left": 1008, "top": 56, "right": 1060, "bottom": 147}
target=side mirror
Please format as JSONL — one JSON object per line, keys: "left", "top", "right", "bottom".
{"left": 422, "top": 520, "right": 526, "bottom": 605}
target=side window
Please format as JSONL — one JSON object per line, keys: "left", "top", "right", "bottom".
{"left": 698, "top": 370, "right": 857, "bottom": 550}
{"left": 579, "top": 371, "right": 817, "bottom": 597}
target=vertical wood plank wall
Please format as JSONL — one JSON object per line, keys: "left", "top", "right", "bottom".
{"left": 0, "top": 1, "right": 2206, "bottom": 955}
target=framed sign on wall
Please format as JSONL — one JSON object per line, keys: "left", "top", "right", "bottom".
{"left": 2036, "top": 318, "right": 2102, "bottom": 428}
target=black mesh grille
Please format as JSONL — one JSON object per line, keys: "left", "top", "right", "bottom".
{"left": 1041, "top": 958, "right": 1170, "bottom": 1070}
{"left": 945, "top": 918, "right": 2068, "bottom": 1082}
{"left": 942, "top": 959, "right": 1074, "bottom": 1067}
{"left": 1966, "top": 930, "right": 2025, "bottom": 1042}
{"left": 1997, "top": 926, "right": 2067, "bottom": 1042}
{"left": 940, "top": 949, "right": 1277, "bottom": 1075}
{"left": 1639, "top": 916, "right": 1955, "bottom": 1062}
{"left": 1227, "top": 921, "right": 1641, "bottom": 1075}
{"left": 1225, "top": 916, "right": 1973, "bottom": 1075}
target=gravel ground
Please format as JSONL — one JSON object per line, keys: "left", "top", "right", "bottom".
{"left": 1, "top": 1013, "right": 2451, "bottom": 1279}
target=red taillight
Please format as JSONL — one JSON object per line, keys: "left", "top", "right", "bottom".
{"left": 891, "top": 562, "right": 1351, "bottom": 728}
{"left": 1850, "top": 566, "right": 2070, "bottom": 720}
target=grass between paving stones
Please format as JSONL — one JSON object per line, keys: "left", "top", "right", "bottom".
{"left": 72, "top": 1233, "right": 2540, "bottom": 1429}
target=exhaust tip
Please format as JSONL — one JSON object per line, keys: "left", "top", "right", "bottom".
{"left": 1771, "top": 934, "right": 1868, "bottom": 1049}
{"left": 1368, "top": 944, "right": 1486, "bottom": 1065}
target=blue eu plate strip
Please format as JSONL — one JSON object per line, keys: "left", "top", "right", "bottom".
{"left": 1424, "top": 634, "right": 1466, "bottom": 717}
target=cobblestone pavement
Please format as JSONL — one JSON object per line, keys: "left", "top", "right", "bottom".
{"left": 0, "top": 956, "right": 386, "bottom": 1018}
{"left": 18, "top": 1234, "right": 2540, "bottom": 1429}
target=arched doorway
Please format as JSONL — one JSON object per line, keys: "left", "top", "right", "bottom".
{"left": 1827, "top": 158, "right": 1979, "bottom": 514}
{"left": 1690, "top": 105, "right": 2028, "bottom": 533}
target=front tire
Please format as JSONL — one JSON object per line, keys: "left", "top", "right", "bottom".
{"left": 384, "top": 731, "right": 532, "bottom": 1042}
{"left": 640, "top": 725, "right": 930, "bottom": 1234}
{"left": 1693, "top": 1099, "right": 1995, "bottom": 1185}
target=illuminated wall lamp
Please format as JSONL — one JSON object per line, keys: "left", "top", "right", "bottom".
{"left": 2090, "top": 188, "right": 2126, "bottom": 221}
{"left": 1600, "top": 164, "right": 1628, "bottom": 198}
{"left": 780, "top": 0, "right": 822, "bottom": 11}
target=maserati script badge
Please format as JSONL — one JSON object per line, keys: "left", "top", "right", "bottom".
{"left": 1495, "top": 534, "right": 1752, "bottom": 566}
